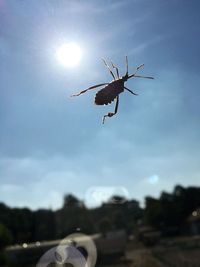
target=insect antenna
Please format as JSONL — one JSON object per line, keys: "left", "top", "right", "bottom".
{"left": 133, "top": 64, "right": 144, "bottom": 75}
{"left": 102, "top": 58, "right": 116, "bottom": 80}
{"left": 125, "top": 55, "right": 128, "bottom": 76}
{"left": 128, "top": 64, "right": 154, "bottom": 80}
{"left": 128, "top": 73, "right": 154, "bottom": 79}
{"left": 110, "top": 61, "right": 120, "bottom": 79}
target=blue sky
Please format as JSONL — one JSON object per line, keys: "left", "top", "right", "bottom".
{"left": 0, "top": 0, "right": 200, "bottom": 209}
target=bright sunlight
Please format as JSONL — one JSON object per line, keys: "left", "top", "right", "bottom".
{"left": 55, "top": 42, "right": 82, "bottom": 67}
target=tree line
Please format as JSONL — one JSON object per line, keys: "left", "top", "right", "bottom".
{"left": 0, "top": 185, "right": 200, "bottom": 246}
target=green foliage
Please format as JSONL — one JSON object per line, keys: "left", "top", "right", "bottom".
{"left": 0, "top": 184, "right": 200, "bottom": 245}
{"left": 0, "top": 193, "right": 143, "bottom": 244}
{"left": 99, "top": 217, "right": 112, "bottom": 235}
{"left": 144, "top": 185, "right": 200, "bottom": 236}
{"left": 34, "top": 209, "right": 56, "bottom": 240}
{"left": 63, "top": 194, "right": 84, "bottom": 208}
{"left": 145, "top": 197, "right": 162, "bottom": 227}
{"left": 0, "top": 223, "right": 12, "bottom": 250}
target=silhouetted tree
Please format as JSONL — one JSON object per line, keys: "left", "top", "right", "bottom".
{"left": 1, "top": 185, "right": 200, "bottom": 244}
{"left": 145, "top": 197, "right": 162, "bottom": 228}
{"left": 55, "top": 194, "right": 93, "bottom": 237}
{"left": 0, "top": 223, "right": 12, "bottom": 265}
{"left": 33, "top": 209, "right": 56, "bottom": 241}
{"left": 63, "top": 194, "right": 84, "bottom": 208}
{"left": 99, "top": 217, "right": 112, "bottom": 236}
{"left": 0, "top": 223, "right": 12, "bottom": 250}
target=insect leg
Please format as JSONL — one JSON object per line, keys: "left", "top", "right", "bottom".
{"left": 71, "top": 83, "right": 108, "bottom": 97}
{"left": 102, "top": 58, "right": 116, "bottom": 80}
{"left": 102, "top": 96, "right": 119, "bottom": 124}
{"left": 124, "top": 86, "right": 138, "bottom": 95}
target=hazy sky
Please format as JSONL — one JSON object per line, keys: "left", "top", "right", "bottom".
{"left": 0, "top": 0, "right": 200, "bottom": 210}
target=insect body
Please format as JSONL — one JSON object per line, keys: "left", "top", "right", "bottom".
{"left": 71, "top": 56, "right": 154, "bottom": 124}
{"left": 95, "top": 79, "right": 124, "bottom": 105}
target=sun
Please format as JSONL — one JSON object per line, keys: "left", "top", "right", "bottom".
{"left": 55, "top": 42, "right": 82, "bottom": 67}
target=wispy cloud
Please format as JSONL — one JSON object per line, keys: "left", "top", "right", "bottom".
{"left": 129, "top": 34, "right": 168, "bottom": 55}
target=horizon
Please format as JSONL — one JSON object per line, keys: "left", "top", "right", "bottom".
{"left": 0, "top": 183, "right": 199, "bottom": 211}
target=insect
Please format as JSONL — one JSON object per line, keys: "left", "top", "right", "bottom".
{"left": 71, "top": 56, "right": 154, "bottom": 124}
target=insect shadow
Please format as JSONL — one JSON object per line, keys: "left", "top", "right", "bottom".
{"left": 71, "top": 56, "right": 154, "bottom": 124}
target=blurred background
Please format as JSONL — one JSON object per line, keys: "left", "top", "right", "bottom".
{"left": 0, "top": 0, "right": 200, "bottom": 266}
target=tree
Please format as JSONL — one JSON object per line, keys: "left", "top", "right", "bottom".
{"left": 0, "top": 223, "right": 12, "bottom": 250}
{"left": 99, "top": 217, "right": 112, "bottom": 236}
{"left": 0, "top": 223, "right": 12, "bottom": 265}
{"left": 145, "top": 196, "right": 162, "bottom": 228}
{"left": 63, "top": 194, "right": 84, "bottom": 208}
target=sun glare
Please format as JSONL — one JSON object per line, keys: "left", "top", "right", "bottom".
{"left": 56, "top": 42, "right": 82, "bottom": 67}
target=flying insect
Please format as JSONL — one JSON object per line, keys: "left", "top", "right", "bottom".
{"left": 71, "top": 56, "right": 154, "bottom": 124}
